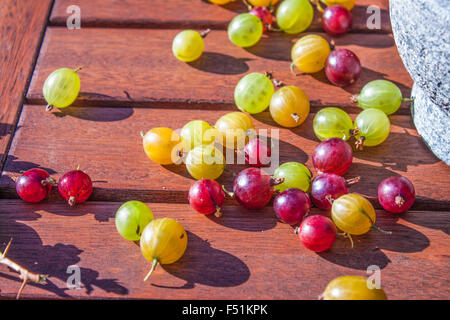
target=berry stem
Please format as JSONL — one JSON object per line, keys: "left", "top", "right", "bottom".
{"left": 222, "top": 185, "right": 234, "bottom": 198}
{"left": 242, "top": 0, "right": 252, "bottom": 10}
{"left": 355, "top": 136, "right": 365, "bottom": 150}
{"left": 290, "top": 62, "right": 298, "bottom": 76}
{"left": 264, "top": 71, "right": 284, "bottom": 87}
{"left": 45, "top": 104, "right": 53, "bottom": 112}
{"left": 143, "top": 258, "right": 158, "bottom": 282}
{"left": 345, "top": 176, "right": 361, "bottom": 186}
{"left": 371, "top": 225, "right": 392, "bottom": 235}
{"left": 325, "top": 195, "right": 334, "bottom": 205}
{"left": 68, "top": 196, "right": 76, "bottom": 207}
{"left": 329, "top": 39, "right": 336, "bottom": 51}
{"left": 350, "top": 95, "right": 359, "bottom": 104}
{"left": 402, "top": 98, "right": 414, "bottom": 102}
{"left": 349, "top": 127, "right": 359, "bottom": 136}
{"left": 73, "top": 66, "right": 83, "bottom": 73}
{"left": 214, "top": 205, "right": 222, "bottom": 218}
{"left": 291, "top": 113, "right": 300, "bottom": 123}
{"left": 41, "top": 177, "right": 57, "bottom": 186}
{"left": 200, "top": 29, "right": 211, "bottom": 38}
{"left": 395, "top": 195, "right": 405, "bottom": 206}
{"left": 337, "top": 232, "right": 354, "bottom": 248}
{"left": 311, "top": 0, "right": 325, "bottom": 13}
{"left": 358, "top": 208, "right": 392, "bottom": 235}
{"left": 0, "top": 238, "right": 48, "bottom": 299}
{"left": 270, "top": 177, "right": 285, "bottom": 186}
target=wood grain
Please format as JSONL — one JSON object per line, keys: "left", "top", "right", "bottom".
{"left": 0, "top": 0, "right": 53, "bottom": 169}
{"left": 0, "top": 200, "right": 447, "bottom": 299}
{"left": 26, "top": 28, "right": 412, "bottom": 113}
{"left": 0, "top": 105, "right": 448, "bottom": 211}
{"left": 49, "top": 0, "right": 391, "bottom": 32}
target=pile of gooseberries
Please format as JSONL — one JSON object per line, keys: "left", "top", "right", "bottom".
{"left": 32, "top": 0, "right": 420, "bottom": 300}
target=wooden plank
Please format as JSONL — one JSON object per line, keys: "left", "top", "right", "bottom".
{"left": 0, "top": 200, "right": 447, "bottom": 299}
{"left": 50, "top": 0, "right": 391, "bottom": 32}
{"left": 26, "top": 28, "right": 411, "bottom": 114}
{"left": 0, "top": 0, "right": 53, "bottom": 169}
{"left": 1, "top": 105, "right": 448, "bottom": 211}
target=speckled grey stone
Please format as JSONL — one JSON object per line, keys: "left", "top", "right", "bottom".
{"left": 390, "top": 0, "right": 450, "bottom": 164}
{"left": 390, "top": 0, "right": 450, "bottom": 108}
{"left": 411, "top": 83, "right": 450, "bottom": 165}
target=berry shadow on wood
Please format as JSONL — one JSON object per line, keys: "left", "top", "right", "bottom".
{"left": 206, "top": 203, "right": 277, "bottom": 232}
{"left": 155, "top": 231, "right": 250, "bottom": 288}
{"left": 332, "top": 32, "right": 394, "bottom": 48}
{"left": 244, "top": 33, "right": 298, "bottom": 62}
{"left": 399, "top": 210, "right": 450, "bottom": 235}
{"left": 51, "top": 106, "right": 134, "bottom": 122}
{"left": 0, "top": 217, "right": 128, "bottom": 297}
{"left": 0, "top": 155, "right": 57, "bottom": 175}
{"left": 308, "top": 66, "right": 411, "bottom": 101}
{"left": 0, "top": 123, "right": 15, "bottom": 139}
{"left": 318, "top": 215, "right": 430, "bottom": 270}
{"left": 201, "top": 0, "right": 247, "bottom": 14}
{"left": 188, "top": 52, "right": 251, "bottom": 75}
{"left": 352, "top": 129, "right": 441, "bottom": 171}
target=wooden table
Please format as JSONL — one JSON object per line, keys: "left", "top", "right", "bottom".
{"left": 0, "top": 0, "right": 448, "bottom": 299}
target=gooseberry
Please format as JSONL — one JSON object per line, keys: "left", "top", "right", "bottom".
{"left": 273, "top": 188, "right": 311, "bottom": 225}
{"left": 115, "top": 201, "right": 154, "bottom": 241}
{"left": 209, "top": 0, "right": 234, "bottom": 4}
{"left": 331, "top": 193, "right": 389, "bottom": 236}
{"left": 16, "top": 168, "right": 55, "bottom": 203}
{"left": 276, "top": 0, "right": 314, "bottom": 34}
{"left": 58, "top": 168, "right": 93, "bottom": 206}
{"left": 215, "top": 112, "right": 255, "bottom": 149}
{"left": 186, "top": 144, "right": 225, "bottom": 180}
{"left": 321, "top": 276, "right": 388, "bottom": 300}
{"left": 312, "top": 138, "right": 353, "bottom": 176}
{"left": 322, "top": 5, "right": 353, "bottom": 36}
{"left": 269, "top": 85, "right": 310, "bottom": 128}
{"left": 248, "top": 0, "right": 279, "bottom": 7}
{"left": 228, "top": 13, "right": 263, "bottom": 47}
{"left": 353, "top": 108, "right": 390, "bottom": 149}
{"left": 297, "top": 215, "right": 337, "bottom": 252}
{"left": 140, "top": 218, "right": 188, "bottom": 281}
{"left": 273, "top": 162, "right": 311, "bottom": 193}
{"left": 320, "top": 0, "right": 355, "bottom": 11}
{"left": 141, "top": 127, "right": 182, "bottom": 165}
{"left": 244, "top": 138, "right": 271, "bottom": 167}
{"left": 172, "top": 30, "right": 207, "bottom": 62}
{"left": 249, "top": 7, "right": 274, "bottom": 31}
{"left": 180, "top": 120, "right": 215, "bottom": 151}
{"left": 353, "top": 79, "right": 404, "bottom": 115}
{"left": 325, "top": 49, "right": 361, "bottom": 87}
{"left": 378, "top": 176, "right": 415, "bottom": 214}
{"left": 234, "top": 72, "right": 274, "bottom": 114}
{"left": 313, "top": 107, "right": 353, "bottom": 141}
{"left": 43, "top": 67, "right": 81, "bottom": 111}
{"left": 188, "top": 179, "right": 225, "bottom": 217}
{"left": 291, "top": 34, "right": 331, "bottom": 74}
{"left": 311, "top": 173, "right": 358, "bottom": 210}
{"left": 230, "top": 168, "right": 281, "bottom": 209}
